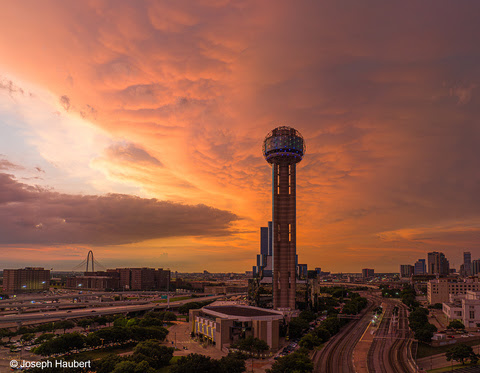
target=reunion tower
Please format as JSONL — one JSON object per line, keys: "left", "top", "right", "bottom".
{"left": 263, "top": 126, "right": 306, "bottom": 310}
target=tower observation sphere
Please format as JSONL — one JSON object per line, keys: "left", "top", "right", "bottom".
{"left": 263, "top": 126, "right": 305, "bottom": 310}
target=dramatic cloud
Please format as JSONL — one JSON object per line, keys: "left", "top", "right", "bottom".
{"left": 60, "top": 95, "right": 70, "bottom": 111}
{"left": 0, "top": 173, "right": 238, "bottom": 245}
{"left": 0, "top": 77, "right": 25, "bottom": 96}
{"left": 104, "top": 142, "right": 162, "bottom": 167}
{"left": 0, "top": 1, "right": 480, "bottom": 271}
{"left": 0, "top": 158, "right": 24, "bottom": 171}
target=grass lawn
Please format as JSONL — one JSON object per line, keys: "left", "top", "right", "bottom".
{"left": 417, "top": 340, "right": 480, "bottom": 359}
{"left": 427, "top": 362, "right": 480, "bottom": 372}
{"left": 152, "top": 296, "right": 192, "bottom": 303}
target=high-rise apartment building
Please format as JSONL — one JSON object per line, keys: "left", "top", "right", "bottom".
{"left": 472, "top": 260, "right": 480, "bottom": 276}
{"left": 427, "top": 251, "right": 450, "bottom": 276}
{"left": 3, "top": 267, "right": 50, "bottom": 293}
{"left": 414, "top": 259, "right": 426, "bottom": 275}
{"left": 362, "top": 268, "right": 375, "bottom": 279}
{"left": 263, "top": 126, "right": 305, "bottom": 310}
{"left": 400, "top": 265, "right": 414, "bottom": 278}
{"left": 464, "top": 252, "right": 472, "bottom": 276}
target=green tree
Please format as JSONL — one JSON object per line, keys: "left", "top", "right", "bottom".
{"left": 35, "top": 333, "right": 55, "bottom": 344}
{"left": 288, "top": 317, "right": 309, "bottom": 339}
{"left": 232, "top": 336, "right": 269, "bottom": 356}
{"left": 111, "top": 361, "right": 138, "bottom": 373}
{"left": 133, "top": 361, "right": 156, "bottom": 373}
{"left": 321, "top": 317, "right": 342, "bottom": 336}
{"left": 163, "top": 311, "right": 177, "bottom": 321}
{"left": 218, "top": 353, "right": 247, "bottom": 373}
{"left": 299, "top": 310, "right": 316, "bottom": 323}
{"left": 178, "top": 302, "right": 201, "bottom": 315}
{"left": 299, "top": 333, "right": 321, "bottom": 350}
{"left": 448, "top": 320, "right": 465, "bottom": 330}
{"left": 446, "top": 343, "right": 478, "bottom": 365}
{"left": 314, "top": 327, "right": 331, "bottom": 343}
{"left": 171, "top": 353, "right": 220, "bottom": 373}
{"left": 113, "top": 317, "right": 128, "bottom": 327}
{"left": 85, "top": 332, "right": 101, "bottom": 347}
{"left": 20, "top": 333, "right": 35, "bottom": 343}
{"left": 95, "top": 316, "right": 108, "bottom": 326}
{"left": 77, "top": 318, "right": 94, "bottom": 331}
{"left": 266, "top": 351, "right": 313, "bottom": 373}
{"left": 94, "top": 354, "right": 125, "bottom": 373}
{"left": 126, "top": 318, "right": 139, "bottom": 327}
{"left": 54, "top": 320, "right": 75, "bottom": 334}
{"left": 132, "top": 339, "right": 174, "bottom": 369}
{"left": 414, "top": 328, "right": 434, "bottom": 343}
{"left": 232, "top": 336, "right": 269, "bottom": 372}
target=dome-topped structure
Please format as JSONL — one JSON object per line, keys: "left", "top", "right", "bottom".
{"left": 262, "top": 125, "right": 306, "bottom": 311}
{"left": 262, "top": 126, "right": 306, "bottom": 164}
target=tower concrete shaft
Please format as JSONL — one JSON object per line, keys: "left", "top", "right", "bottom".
{"left": 263, "top": 126, "right": 305, "bottom": 311}
{"left": 272, "top": 162, "right": 297, "bottom": 310}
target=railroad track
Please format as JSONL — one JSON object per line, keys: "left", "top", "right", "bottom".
{"left": 316, "top": 302, "right": 376, "bottom": 373}
{"left": 369, "top": 302, "right": 412, "bottom": 373}
{"left": 367, "top": 304, "right": 391, "bottom": 373}
{"left": 387, "top": 305, "right": 412, "bottom": 373}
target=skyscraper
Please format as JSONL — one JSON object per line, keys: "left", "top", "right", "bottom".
{"left": 427, "top": 251, "right": 450, "bottom": 276}
{"left": 253, "top": 222, "right": 274, "bottom": 279}
{"left": 260, "top": 227, "right": 269, "bottom": 256}
{"left": 414, "top": 259, "right": 426, "bottom": 275}
{"left": 472, "top": 260, "right": 480, "bottom": 276}
{"left": 268, "top": 221, "right": 273, "bottom": 256}
{"left": 464, "top": 251, "right": 472, "bottom": 276}
{"left": 362, "top": 268, "right": 375, "bottom": 279}
{"left": 263, "top": 126, "right": 305, "bottom": 310}
{"left": 400, "top": 265, "right": 414, "bottom": 278}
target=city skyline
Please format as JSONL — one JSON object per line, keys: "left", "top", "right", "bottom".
{"left": 1, "top": 1, "right": 480, "bottom": 272}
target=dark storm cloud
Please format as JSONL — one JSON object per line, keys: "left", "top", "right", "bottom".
{"left": 0, "top": 173, "right": 238, "bottom": 245}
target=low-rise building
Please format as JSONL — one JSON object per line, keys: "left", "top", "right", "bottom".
{"left": 190, "top": 302, "right": 283, "bottom": 350}
{"left": 443, "top": 291, "right": 480, "bottom": 328}
{"left": 66, "top": 267, "right": 170, "bottom": 291}
{"left": 428, "top": 277, "right": 480, "bottom": 304}
{"left": 66, "top": 271, "right": 120, "bottom": 291}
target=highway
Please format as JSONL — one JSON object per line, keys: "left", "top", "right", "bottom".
{"left": 0, "top": 295, "right": 224, "bottom": 325}
{"left": 0, "top": 291, "right": 171, "bottom": 305}
{"left": 314, "top": 300, "right": 377, "bottom": 373}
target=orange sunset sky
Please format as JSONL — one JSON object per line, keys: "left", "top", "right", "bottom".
{"left": 1, "top": 1, "right": 480, "bottom": 272}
